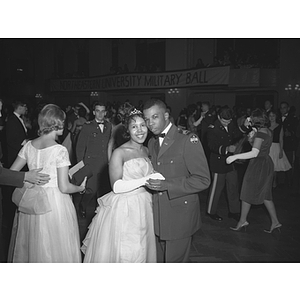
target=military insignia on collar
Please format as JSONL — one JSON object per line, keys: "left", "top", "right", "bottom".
{"left": 190, "top": 134, "right": 199, "bottom": 144}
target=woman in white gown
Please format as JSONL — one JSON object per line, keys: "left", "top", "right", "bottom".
{"left": 8, "top": 104, "right": 86, "bottom": 263}
{"left": 81, "top": 108, "right": 164, "bottom": 263}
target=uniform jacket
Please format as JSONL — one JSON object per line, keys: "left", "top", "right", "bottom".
{"left": 280, "top": 113, "right": 299, "bottom": 151}
{"left": 207, "top": 119, "right": 243, "bottom": 174}
{"left": 76, "top": 119, "right": 112, "bottom": 168}
{"left": 200, "top": 109, "right": 216, "bottom": 140}
{"left": 0, "top": 166, "right": 24, "bottom": 187}
{"left": 6, "top": 113, "right": 27, "bottom": 167}
{"left": 148, "top": 124, "right": 210, "bottom": 240}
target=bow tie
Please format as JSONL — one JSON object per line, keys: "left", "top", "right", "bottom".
{"left": 97, "top": 121, "right": 104, "bottom": 124}
{"left": 154, "top": 133, "right": 166, "bottom": 139}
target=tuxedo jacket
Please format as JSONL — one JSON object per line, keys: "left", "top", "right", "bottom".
{"left": 148, "top": 124, "right": 210, "bottom": 240}
{"left": 0, "top": 166, "right": 24, "bottom": 187}
{"left": 280, "top": 113, "right": 299, "bottom": 151}
{"left": 6, "top": 113, "right": 27, "bottom": 167}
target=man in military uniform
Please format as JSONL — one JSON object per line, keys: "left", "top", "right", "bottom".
{"left": 193, "top": 101, "right": 216, "bottom": 160}
{"left": 143, "top": 99, "right": 210, "bottom": 263}
{"left": 206, "top": 106, "right": 243, "bottom": 222}
{"left": 76, "top": 101, "right": 113, "bottom": 218}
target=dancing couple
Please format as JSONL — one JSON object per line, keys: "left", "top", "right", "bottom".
{"left": 82, "top": 99, "right": 211, "bottom": 263}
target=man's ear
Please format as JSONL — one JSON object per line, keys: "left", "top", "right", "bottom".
{"left": 93, "top": 111, "right": 95, "bottom": 116}
{"left": 164, "top": 111, "right": 169, "bottom": 121}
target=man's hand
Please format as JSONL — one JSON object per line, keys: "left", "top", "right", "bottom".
{"left": 24, "top": 168, "right": 50, "bottom": 185}
{"left": 145, "top": 178, "right": 168, "bottom": 192}
{"left": 227, "top": 145, "right": 236, "bottom": 153}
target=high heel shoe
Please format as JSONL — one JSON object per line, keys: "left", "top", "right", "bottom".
{"left": 230, "top": 221, "right": 249, "bottom": 232}
{"left": 264, "top": 223, "right": 282, "bottom": 234}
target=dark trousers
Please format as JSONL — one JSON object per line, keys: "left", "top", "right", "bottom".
{"left": 284, "top": 150, "right": 295, "bottom": 185}
{"left": 79, "top": 163, "right": 110, "bottom": 210}
{"left": 156, "top": 235, "right": 192, "bottom": 263}
{"left": 207, "top": 170, "right": 240, "bottom": 215}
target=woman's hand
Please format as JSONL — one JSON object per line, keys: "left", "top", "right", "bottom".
{"left": 226, "top": 155, "right": 236, "bottom": 164}
{"left": 279, "top": 151, "right": 283, "bottom": 159}
{"left": 148, "top": 172, "right": 165, "bottom": 180}
{"left": 79, "top": 176, "right": 87, "bottom": 193}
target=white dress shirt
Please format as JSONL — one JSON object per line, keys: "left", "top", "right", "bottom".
{"left": 159, "top": 122, "right": 172, "bottom": 146}
{"left": 14, "top": 112, "right": 27, "bottom": 133}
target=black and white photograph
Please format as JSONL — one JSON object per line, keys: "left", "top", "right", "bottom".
{"left": 0, "top": 1, "right": 298, "bottom": 299}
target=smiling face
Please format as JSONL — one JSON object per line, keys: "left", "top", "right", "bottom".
{"left": 143, "top": 104, "right": 169, "bottom": 135}
{"left": 280, "top": 103, "right": 289, "bottom": 116}
{"left": 128, "top": 116, "right": 148, "bottom": 144}
{"left": 268, "top": 111, "right": 277, "bottom": 123}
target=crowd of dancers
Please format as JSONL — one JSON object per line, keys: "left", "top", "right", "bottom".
{"left": 0, "top": 96, "right": 299, "bottom": 263}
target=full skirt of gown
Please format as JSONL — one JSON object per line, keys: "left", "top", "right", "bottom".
{"left": 81, "top": 187, "right": 156, "bottom": 263}
{"left": 9, "top": 187, "right": 81, "bottom": 263}
{"left": 269, "top": 142, "right": 292, "bottom": 172}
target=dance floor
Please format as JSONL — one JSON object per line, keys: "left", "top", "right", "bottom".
{"left": 75, "top": 182, "right": 300, "bottom": 263}
{"left": 1, "top": 178, "right": 299, "bottom": 263}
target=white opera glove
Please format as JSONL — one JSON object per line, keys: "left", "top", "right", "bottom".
{"left": 113, "top": 172, "right": 165, "bottom": 194}
{"left": 226, "top": 148, "right": 260, "bottom": 164}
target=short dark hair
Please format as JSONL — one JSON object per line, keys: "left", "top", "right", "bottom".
{"left": 92, "top": 101, "right": 106, "bottom": 111}
{"left": 187, "top": 104, "right": 197, "bottom": 117}
{"left": 77, "top": 106, "right": 86, "bottom": 118}
{"left": 12, "top": 100, "right": 26, "bottom": 111}
{"left": 202, "top": 101, "right": 210, "bottom": 107}
{"left": 280, "top": 101, "right": 289, "bottom": 107}
{"left": 143, "top": 98, "right": 166, "bottom": 112}
{"left": 218, "top": 107, "right": 233, "bottom": 120}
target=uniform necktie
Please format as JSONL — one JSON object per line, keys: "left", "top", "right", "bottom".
{"left": 97, "top": 121, "right": 104, "bottom": 132}
{"left": 154, "top": 133, "right": 166, "bottom": 139}
{"left": 155, "top": 133, "right": 166, "bottom": 146}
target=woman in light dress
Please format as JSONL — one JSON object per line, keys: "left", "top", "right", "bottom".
{"left": 81, "top": 108, "right": 164, "bottom": 263}
{"left": 9, "top": 104, "right": 86, "bottom": 263}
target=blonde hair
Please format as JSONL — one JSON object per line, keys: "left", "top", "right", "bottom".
{"left": 38, "top": 104, "right": 65, "bottom": 136}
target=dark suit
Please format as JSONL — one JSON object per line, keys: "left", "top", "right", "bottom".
{"left": 5, "top": 113, "right": 27, "bottom": 167}
{"left": 280, "top": 112, "right": 299, "bottom": 185}
{"left": 76, "top": 119, "right": 112, "bottom": 210}
{"left": 206, "top": 119, "right": 243, "bottom": 215}
{"left": 3, "top": 113, "right": 27, "bottom": 241}
{"left": 0, "top": 167, "right": 24, "bottom": 187}
{"left": 148, "top": 124, "right": 210, "bottom": 262}
{"left": 200, "top": 109, "right": 216, "bottom": 159}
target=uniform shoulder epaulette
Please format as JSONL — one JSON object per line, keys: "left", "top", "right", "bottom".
{"left": 188, "top": 133, "right": 200, "bottom": 144}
